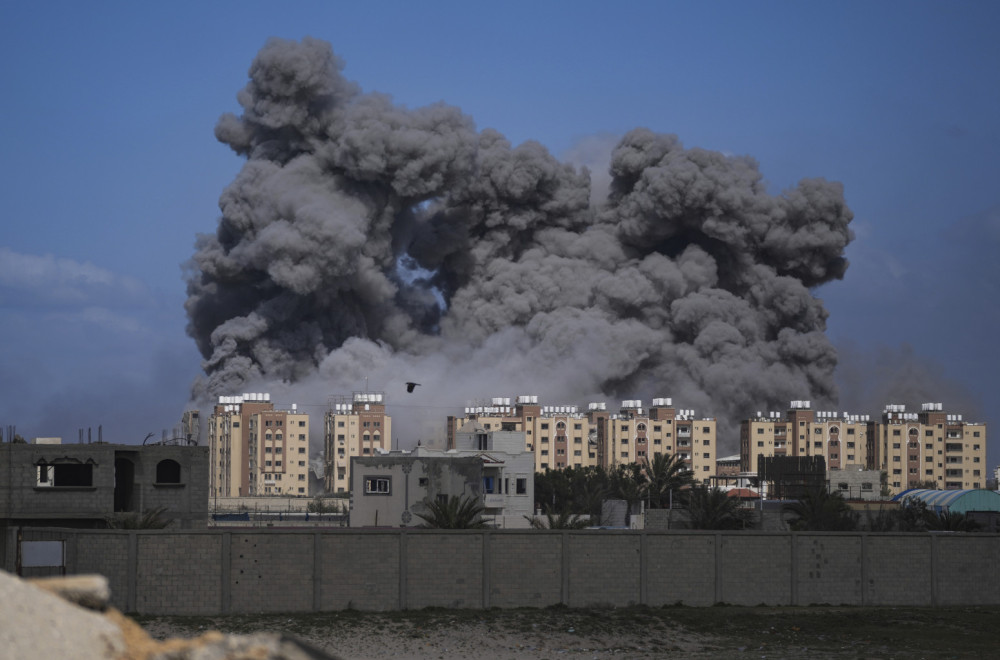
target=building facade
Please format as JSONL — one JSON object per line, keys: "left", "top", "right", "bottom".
{"left": 740, "top": 401, "right": 987, "bottom": 496}
{"left": 323, "top": 392, "right": 392, "bottom": 494}
{"left": 207, "top": 393, "right": 311, "bottom": 498}
{"left": 875, "top": 403, "right": 987, "bottom": 493}
{"left": 349, "top": 424, "right": 535, "bottom": 528}
{"left": 0, "top": 439, "right": 208, "bottom": 529}
{"left": 446, "top": 395, "right": 716, "bottom": 480}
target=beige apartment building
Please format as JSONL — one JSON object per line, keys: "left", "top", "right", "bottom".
{"left": 323, "top": 392, "right": 392, "bottom": 493}
{"left": 740, "top": 401, "right": 987, "bottom": 496}
{"left": 207, "top": 393, "right": 311, "bottom": 497}
{"left": 875, "top": 403, "right": 987, "bottom": 493}
{"left": 740, "top": 400, "right": 874, "bottom": 474}
{"left": 446, "top": 396, "right": 717, "bottom": 480}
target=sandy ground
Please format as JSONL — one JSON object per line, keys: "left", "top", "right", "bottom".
{"left": 138, "top": 615, "right": 841, "bottom": 660}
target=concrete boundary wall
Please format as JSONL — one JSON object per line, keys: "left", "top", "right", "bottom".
{"left": 11, "top": 528, "right": 1000, "bottom": 614}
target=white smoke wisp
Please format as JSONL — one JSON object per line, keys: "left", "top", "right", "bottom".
{"left": 185, "top": 37, "right": 854, "bottom": 452}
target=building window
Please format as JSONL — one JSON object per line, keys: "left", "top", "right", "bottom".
{"left": 36, "top": 461, "right": 94, "bottom": 488}
{"left": 364, "top": 477, "right": 391, "bottom": 494}
{"left": 483, "top": 476, "right": 496, "bottom": 493}
{"left": 155, "top": 459, "right": 182, "bottom": 484}
{"left": 298, "top": 487, "right": 305, "bottom": 493}
{"left": 298, "top": 474, "right": 305, "bottom": 481}
{"left": 299, "top": 447, "right": 306, "bottom": 454}
{"left": 861, "top": 482, "right": 873, "bottom": 491}
{"left": 299, "top": 421, "right": 306, "bottom": 427}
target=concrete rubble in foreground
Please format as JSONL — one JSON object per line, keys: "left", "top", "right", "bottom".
{"left": 0, "top": 570, "right": 341, "bottom": 660}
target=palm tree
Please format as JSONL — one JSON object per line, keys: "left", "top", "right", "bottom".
{"left": 925, "top": 510, "right": 981, "bottom": 532}
{"left": 608, "top": 464, "right": 646, "bottom": 527}
{"left": 783, "top": 487, "right": 858, "bottom": 531}
{"left": 413, "top": 495, "right": 490, "bottom": 529}
{"left": 685, "top": 486, "right": 751, "bottom": 530}
{"left": 643, "top": 452, "right": 695, "bottom": 509}
{"left": 526, "top": 505, "right": 591, "bottom": 529}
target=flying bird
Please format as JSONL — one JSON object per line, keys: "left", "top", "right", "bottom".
{"left": 405, "top": 382, "right": 421, "bottom": 393}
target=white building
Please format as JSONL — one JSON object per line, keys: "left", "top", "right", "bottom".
{"left": 349, "top": 422, "right": 535, "bottom": 528}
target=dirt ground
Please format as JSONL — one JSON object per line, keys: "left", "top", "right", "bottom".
{"left": 134, "top": 605, "right": 1000, "bottom": 659}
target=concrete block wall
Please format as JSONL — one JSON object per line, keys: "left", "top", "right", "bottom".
{"left": 646, "top": 534, "right": 716, "bottom": 606}
{"left": 74, "top": 533, "right": 130, "bottom": 611}
{"left": 489, "top": 532, "right": 562, "bottom": 607}
{"left": 719, "top": 534, "right": 792, "bottom": 605}
{"left": 795, "top": 535, "right": 862, "bottom": 605}
{"left": 567, "top": 534, "right": 641, "bottom": 607}
{"left": 230, "top": 533, "right": 314, "bottom": 612}
{"left": 136, "top": 533, "right": 222, "bottom": 614}
{"left": 865, "top": 535, "right": 933, "bottom": 606}
{"left": 405, "top": 534, "right": 483, "bottom": 609}
{"left": 320, "top": 532, "right": 399, "bottom": 611}
{"left": 14, "top": 528, "right": 1000, "bottom": 613}
{"left": 935, "top": 536, "right": 1000, "bottom": 605}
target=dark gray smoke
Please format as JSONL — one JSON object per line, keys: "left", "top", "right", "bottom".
{"left": 185, "top": 37, "right": 854, "bottom": 448}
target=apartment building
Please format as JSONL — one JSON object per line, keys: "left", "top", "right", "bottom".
{"left": 740, "top": 401, "right": 874, "bottom": 474}
{"left": 876, "top": 403, "right": 987, "bottom": 494}
{"left": 323, "top": 392, "right": 392, "bottom": 493}
{"left": 207, "top": 393, "right": 311, "bottom": 497}
{"left": 445, "top": 396, "right": 598, "bottom": 472}
{"left": 446, "top": 395, "right": 716, "bottom": 479}
{"left": 740, "top": 400, "right": 987, "bottom": 496}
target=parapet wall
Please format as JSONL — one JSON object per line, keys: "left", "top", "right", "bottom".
{"left": 10, "top": 528, "right": 1000, "bottom": 614}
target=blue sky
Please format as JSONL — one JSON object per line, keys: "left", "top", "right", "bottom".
{"left": 1, "top": 2, "right": 998, "bottom": 466}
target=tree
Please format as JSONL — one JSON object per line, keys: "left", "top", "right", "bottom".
{"left": 608, "top": 463, "right": 647, "bottom": 527}
{"left": 783, "top": 488, "right": 858, "bottom": 531}
{"left": 898, "top": 498, "right": 981, "bottom": 533}
{"left": 685, "top": 486, "right": 752, "bottom": 530}
{"left": 526, "top": 505, "right": 591, "bottom": 529}
{"left": 307, "top": 497, "right": 341, "bottom": 514}
{"left": 413, "top": 495, "right": 489, "bottom": 529}
{"left": 643, "top": 452, "right": 694, "bottom": 509}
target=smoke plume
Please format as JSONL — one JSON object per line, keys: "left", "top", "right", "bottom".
{"left": 185, "top": 37, "right": 854, "bottom": 450}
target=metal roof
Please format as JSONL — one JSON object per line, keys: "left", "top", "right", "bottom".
{"left": 891, "top": 489, "right": 1000, "bottom": 515}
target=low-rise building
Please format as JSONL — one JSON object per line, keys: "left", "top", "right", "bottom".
{"left": 0, "top": 439, "right": 208, "bottom": 529}
{"left": 350, "top": 424, "right": 534, "bottom": 528}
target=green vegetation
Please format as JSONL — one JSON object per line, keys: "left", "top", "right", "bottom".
{"left": 413, "top": 495, "right": 489, "bottom": 529}
{"left": 525, "top": 505, "right": 591, "bottom": 529}
{"left": 783, "top": 487, "right": 859, "bottom": 531}
{"left": 684, "top": 486, "right": 752, "bottom": 530}
{"left": 105, "top": 507, "right": 173, "bottom": 529}
{"left": 533, "top": 454, "right": 695, "bottom": 525}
